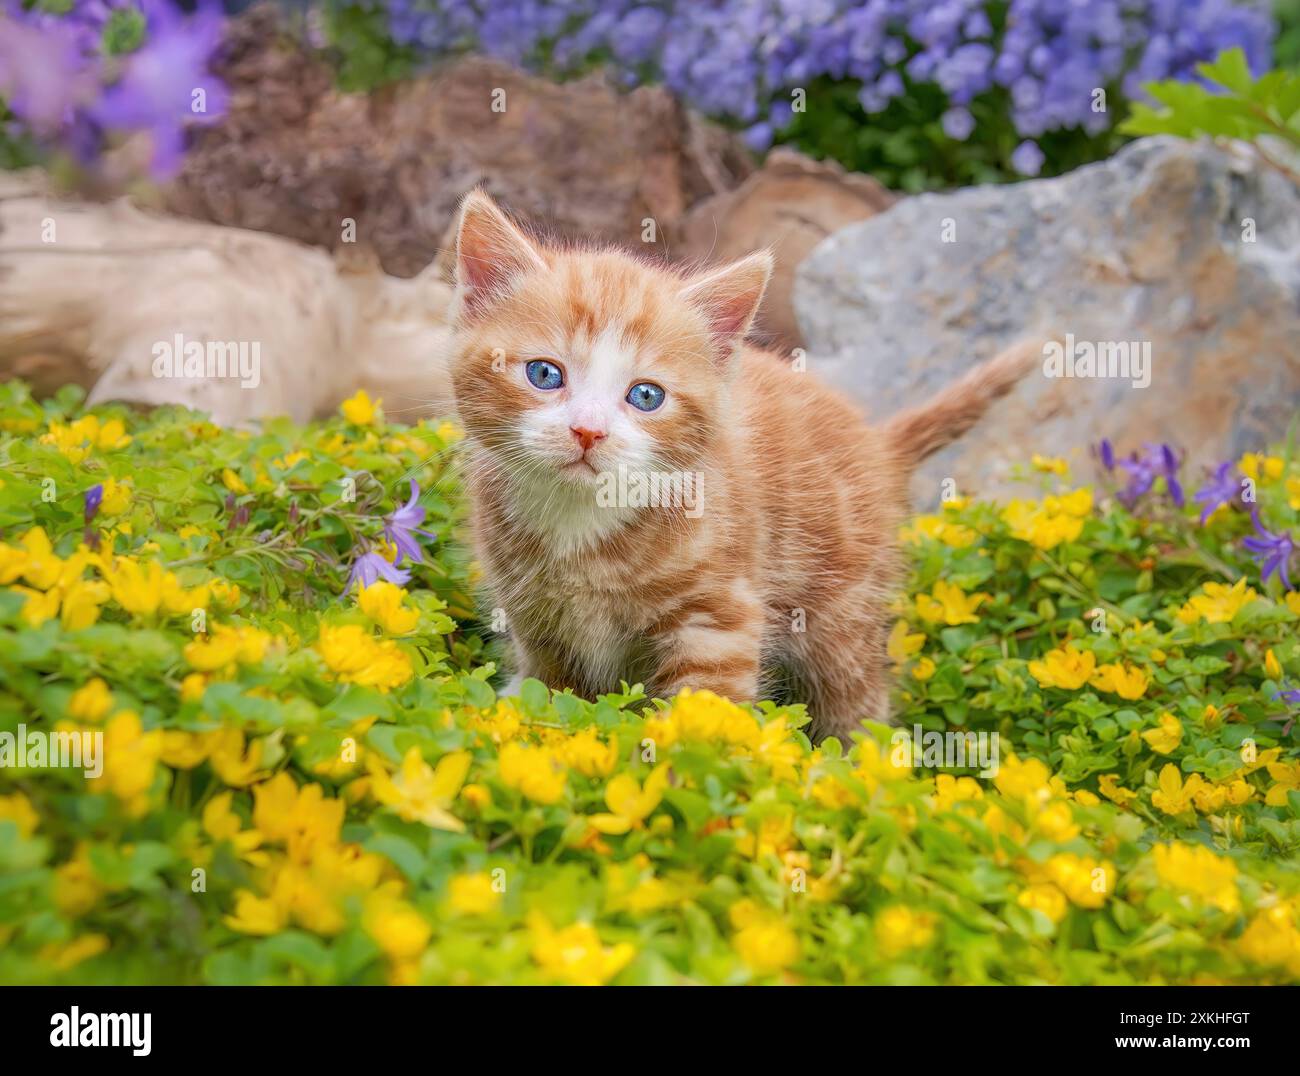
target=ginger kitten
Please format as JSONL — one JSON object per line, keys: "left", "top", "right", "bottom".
{"left": 448, "top": 190, "right": 1037, "bottom": 742}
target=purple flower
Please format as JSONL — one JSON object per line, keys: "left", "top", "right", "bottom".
{"left": 941, "top": 107, "right": 975, "bottom": 141}
{"left": 382, "top": 479, "right": 436, "bottom": 565}
{"left": 1192, "top": 461, "right": 1240, "bottom": 524}
{"left": 84, "top": 483, "right": 104, "bottom": 524}
{"left": 1242, "top": 509, "right": 1295, "bottom": 591}
{"left": 1096, "top": 438, "right": 1115, "bottom": 471}
{"left": 1116, "top": 442, "right": 1184, "bottom": 509}
{"left": 1010, "top": 140, "right": 1044, "bottom": 177}
{"left": 1274, "top": 681, "right": 1300, "bottom": 706}
{"left": 0, "top": 10, "right": 100, "bottom": 135}
{"left": 346, "top": 552, "right": 412, "bottom": 593}
{"left": 91, "top": 0, "right": 229, "bottom": 178}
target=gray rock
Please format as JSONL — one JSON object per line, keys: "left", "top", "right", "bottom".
{"left": 794, "top": 136, "right": 1300, "bottom": 504}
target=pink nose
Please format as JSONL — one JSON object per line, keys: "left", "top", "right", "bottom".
{"left": 570, "top": 426, "right": 606, "bottom": 452}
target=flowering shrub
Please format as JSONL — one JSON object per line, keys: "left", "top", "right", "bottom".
{"left": 0, "top": 0, "right": 228, "bottom": 179}
{"left": 355, "top": 0, "right": 1278, "bottom": 187}
{"left": 1, "top": 381, "right": 1299, "bottom": 985}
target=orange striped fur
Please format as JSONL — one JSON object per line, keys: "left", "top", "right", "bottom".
{"left": 448, "top": 191, "right": 1037, "bottom": 741}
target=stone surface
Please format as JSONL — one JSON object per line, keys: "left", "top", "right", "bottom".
{"left": 794, "top": 136, "right": 1300, "bottom": 503}
{"left": 679, "top": 148, "right": 896, "bottom": 352}
{"left": 165, "top": 9, "right": 753, "bottom": 278}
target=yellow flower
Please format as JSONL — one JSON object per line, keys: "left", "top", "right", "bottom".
{"left": 557, "top": 728, "right": 620, "bottom": 778}
{"left": 1044, "top": 853, "right": 1114, "bottom": 908}
{"left": 206, "top": 727, "right": 266, "bottom": 787}
{"left": 1001, "top": 489, "right": 1090, "bottom": 549}
{"left": 1151, "top": 765, "right": 1196, "bottom": 816}
{"left": 316, "top": 624, "right": 413, "bottom": 692}
{"left": 874, "top": 905, "right": 936, "bottom": 958}
{"left": 1237, "top": 904, "right": 1300, "bottom": 977}
{"left": 15, "top": 527, "right": 62, "bottom": 589}
{"left": 224, "top": 890, "right": 288, "bottom": 936}
{"left": 184, "top": 623, "right": 271, "bottom": 672}
{"left": 202, "top": 793, "right": 266, "bottom": 865}
{"left": 1287, "top": 477, "right": 1300, "bottom": 512}
{"left": 529, "top": 913, "right": 635, "bottom": 985}
{"left": 54, "top": 844, "right": 107, "bottom": 916}
{"left": 370, "top": 747, "right": 471, "bottom": 831}
{"left": 447, "top": 872, "right": 501, "bottom": 916}
{"left": 901, "top": 515, "right": 977, "bottom": 548}
{"left": 14, "top": 585, "right": 60, "bottom": 627}
{"left": 160, "top": 730, "right": 209, "bottom": 769}
{"left": 589, "top": 765, "right": 670, "bottom": 835}
{"left": 498, "top": 741, "right": 568, "bottom": 805}
{"left": 59, "top": 577, "right": 109, "bottom": 630}
{"left": 0, "top": 792, "right": 39, "bottom": 836}
{"left": 221, "top": 468, "right": 250, "bottom": 495}
{"left": 102, "top": 557, "right": 207, "bottom": 619}
{"left": 363, "top": 895, "right": 431, "bottom": 961}
{"left": 1141, "top": 712, "right": 1183, "bottom": 754}
{"left": 1287, "top": 592, "right": 1300, "bottom": 617}
{"left": 1176, "top": 578, "right": 1258, "bottom": 624}
{"left": 99, "top": 477, "right": 132, "bottom": 515}
{"left": 341, "top": 389, "right": 381, "bottom": 426}
{"left": 67, "top": 679, "right": 113, "bottom": 722}
{"left": 357, "top": 580, "right": 420, "bottom": 635}
{"left": 1028, "top": 643, "right": 1097, "bottom": 690}
{"left": 1239, "top": 453, "right": 1283, "bottom": 482}
{"left": 729, "top": 899, "right": 800, "bottom": 975}
{"left": 251, "top": 773, "right": 345, "bottom": 858}
{"left": 1018, "top": 884, "right": 1068, "bottom": 924}
{"left": 1152, "top": 842, "right": 1240, "bottom": 915}
{"left": 40, "top": 415, "right": 131, "bottom": 462}
{"left": 89, "top": 710, "right": 162, "bottom": 816}
{"left": 1265, "top": 760, "right": 1300, "bottom": 807}
{"left": 1098, "top": 773, "right": 1139, "bottom": 808}
{"left": 887, "top": 620, "right": 925, "bottom": 665}
{"left": 1089, "top": 661, "right": 1149, "bottom": 700}
{"left": 1032, "top": 454, "right": 1069, "bottom": 475}
{"left": 1264, "top": 648, "right": 1283, "bottom": 680}
{"left": 915, "top": 579, "right": 989, "bottom": 625}
{"left": 994, "top": 754, "right": 1055, "bottom": 805}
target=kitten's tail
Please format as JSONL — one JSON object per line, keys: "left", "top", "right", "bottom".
{"left": 881, "top": 337, "right": 1045, "bottom": 468}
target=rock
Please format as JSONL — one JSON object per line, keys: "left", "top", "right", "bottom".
{"left": 165, "top": 8, "right": 754, "bottom": 278}
{"left": 794, "top": 136, "right": 1300, "bottom": 503}
{"left": 679, "top": 148, "right": 895, "bottom": 352}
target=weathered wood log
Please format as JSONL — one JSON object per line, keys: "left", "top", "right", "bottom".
{"left": 0, "top": 170, "right": 456, "bottom": 425}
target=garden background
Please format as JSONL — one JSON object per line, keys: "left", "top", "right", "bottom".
{"left": 0, "top": 0, "right": 1299, "bottom": 985}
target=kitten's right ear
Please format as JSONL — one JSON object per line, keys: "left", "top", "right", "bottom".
{"left": 454, "top": 191, "right": 547, "bottom": 323}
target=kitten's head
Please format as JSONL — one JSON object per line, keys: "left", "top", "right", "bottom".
{"left": 448, "top": 191, "right": 770, "bottom": 494}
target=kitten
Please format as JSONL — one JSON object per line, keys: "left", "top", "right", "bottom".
{"left": 448, "top": 190, "right": 1038, "bottom": 741}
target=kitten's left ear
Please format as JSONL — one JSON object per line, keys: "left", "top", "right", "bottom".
{"left": 678, "top": 251, "right": 772, "bottom": 361}
{"left": 454, "top": 190, "right": 548, "bottom": 323}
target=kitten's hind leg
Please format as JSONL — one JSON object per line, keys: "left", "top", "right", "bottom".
{"left": 784, "top": 591, "right": 893, "bottom": 743}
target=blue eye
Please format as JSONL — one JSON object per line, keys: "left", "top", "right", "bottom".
{"left": 626, "top": 382, "right": 666, "bottom": 412}
{"left": 525, "top": 359, "right": 564, "bottom": 390}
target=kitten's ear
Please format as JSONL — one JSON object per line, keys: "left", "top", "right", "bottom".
{"left": 679, "top": 251, "right": 772, "bottom": 360}
{"left": 454, "top": 190, "right": 547, "bottom": 322}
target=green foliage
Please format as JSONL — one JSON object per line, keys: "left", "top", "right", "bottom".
{"left": 1, "top": 385, "right": 1299, "bottom": 985}
{"left": 1122, "top": 47, "right": 1300, "bottom": 154}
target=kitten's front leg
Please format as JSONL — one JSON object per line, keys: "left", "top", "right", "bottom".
{"left": 647, "top": 582, "right": 764, "bottom": 703}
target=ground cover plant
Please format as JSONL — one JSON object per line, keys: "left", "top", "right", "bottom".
{"left": 0, "top": 382, "right": 1298, "bottom": 984}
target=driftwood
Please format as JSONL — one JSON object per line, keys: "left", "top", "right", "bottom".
{"left": 0, "top": 170, "right": 455, "bottom": 425}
